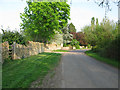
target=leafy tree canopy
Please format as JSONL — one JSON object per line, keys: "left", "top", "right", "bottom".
{"left": 62, "top": 25, "right": 73, "bottom": 45}
{"left": 71, "top": 39, "right": 80, "bottom": 49}
{"left": 20, "top": 1, "right": 70, "bottom": 43}
{"left": 70, "top": 32, "right": 88, "bottom": 46}
{"left": 82, "top": 17, "right": 118, "bottom": 46}
{"left": 68, "top": 23, "right": 76, "bottom": 33}
{"left": 49, "top": 31, "right": 63, "bottom": 45}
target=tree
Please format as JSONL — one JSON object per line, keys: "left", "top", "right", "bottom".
{"left": 70, "top": 32, "right": 88, "bottom": 46}
{"left": 89, "top": 0, "right": 119, "bottom": 11}
{"left": 70, "top": 32, "right": 76, "bottom": 39}
{"left": 2, "top": 28, "right": 28, "bottom": 45}
{"left": 91, "top": 17, "right": 95, "bottom": 31}
{"left": 71, "top": 39, "right": 80, "bottom": 49}
{"left": 0, "top": 33, "right": 2, "bottom": 44}
{"left": 88, "top": 0, "right": 119, "bottom": 17}
{"left": 96, "top": 18, "right": 99, "bottom": 25}
{"left": 81, "top": 25, "right": 95, "bottom": 45}
{"left": 68, "top": 23, "right": 76, "bottom": 33}
{"left": 20, "top": 1, "right": 70, "bottom": 43}
{"left": 82, "top": 17, "right": 118, "bottom": 54}
{"left": 76, "top": 32, "right": 88, "bottom": 46}
{"left": 62, "top": 25, "right": 73, "bottom": 46}
{"left": 49, "top": 31, "right": 63, "bottom": 45}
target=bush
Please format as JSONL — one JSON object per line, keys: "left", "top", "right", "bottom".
{"left": 2, "top": 29, "right": 28, "bottom": 45}
{"left": 71, "top": 39, "right": 80, "bottom": 49}
{"left": 75, "top": 45, "right": 80, "bottom": 49}
{"left": 92, "top": 34, "right": 120, "bottom": 61}
{"left": 87, "top": 44, "right": 91, "bottom": 48}
{"left": 63, "top": 43, "right": 72, "bottom": 47}
{"left": 63, "top": 43, "right": 67, "bottom": 47}
{"left": 104, "top": 35, "right": 120, "bottom": 60}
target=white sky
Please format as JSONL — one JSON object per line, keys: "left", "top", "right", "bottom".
{"left": 68, "top": 0, "right": 118, "bottom": 32}
{"left": 0, "top": 0, "right": 118, "bottom": 33}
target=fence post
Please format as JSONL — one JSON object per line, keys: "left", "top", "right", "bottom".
{"left": 12, "top": 42, "right": 16, "bottom": 60}
{"left": 41, "top": 43, "right": 44, "bottom": 52}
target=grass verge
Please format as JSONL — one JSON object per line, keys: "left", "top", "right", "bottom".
{"left": 2, "top": 52, "right": 61, "bottom": 88}
{"left": 53, "top": 49, "right": 69, "bottom": 52}
{"left": 85, "top": 50, "right": 118, "bottom": 68}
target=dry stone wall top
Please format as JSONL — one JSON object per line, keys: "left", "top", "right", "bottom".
{"left": 1, "top": 41, "right": 63, "bottom": 63}
{"left": 12, "top": 41, "right": 44, "bottom": 60}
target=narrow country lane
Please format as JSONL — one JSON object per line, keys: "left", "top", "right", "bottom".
{"left": 60, "top": 50, "right": 118, "bottom": 88}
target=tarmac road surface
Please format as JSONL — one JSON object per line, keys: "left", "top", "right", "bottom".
{"left": 60, "top": 49, "right": 118, "bottom": 88}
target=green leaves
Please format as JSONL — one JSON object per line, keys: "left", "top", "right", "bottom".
{"left": 20, "top": 2, "right": 70, "bottom": 43}
{"left": 62, "top": 25, "right": 73, "bottom": 45}
{"left": 2, "top": 29, "right": 28, "bottom": 45}
{"left": 71, "top": 39, "right": 80, "bottom": 49}
{"left": 82, "top": 17, "right": 118, "bottom": 60}
{"left": 68, "top": 23, "right": 76, "bottom": 33}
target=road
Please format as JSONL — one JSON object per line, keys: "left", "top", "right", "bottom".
{"left": 60, "top": 50, "right": 118, "bottom": 88}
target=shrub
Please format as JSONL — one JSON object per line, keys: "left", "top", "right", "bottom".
{"left": 63, "top": 43, "right": 67, "bottom": 47}
{"left": 75, "top": 45, "right": 80, "bottom": 49}
{"left": 71, "top": 39, "right": 80, "bottom": 49}
{"left": 87, "top": 44, "right": 91, "bottom": 48}
{"left": 2, "top": 29, "right": 28, "bottom": 45}
{"left": 104, "top": 34, "right": 120, "bottom": 60}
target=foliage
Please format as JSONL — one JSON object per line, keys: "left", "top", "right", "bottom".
{"left": 70, "top": 32, "right": 76, "bottom": 39}
{"left": 20, "top": 1, "right": 70, "bottom": 43}
{"left": 62, "top": 25, "right": 73, "bottom": 46}
{"left": 68, "top": 23, "right": 76, "bottom": 33}
{"left": 96, "top": 18, "right": 99, "bottom": 25}
{"left": 85, "top": 50, "right": 118, "bottom": 68}
{"left": 70, "top": 32, "right": 88, "bottom": 46}
{"left": 88, "top": 0, "right": 119, "bottom": 15}
{"left": 82, "top": 17, "right": 118, "bottom": 60}
{"left": 75, "top": 45, "right": 80, "bottom": 49}
{"left": 76, "top": 32, "right": 88, "bottom": 46}
{"left": 2, "top": 28, "right": 28, "bottom": 45}
{"left": 87, "top": 44, "right": 91, "bottom": 48}
{"left": 49, "top": 31, "right": 63, "bottom": 45}
{"left": 71, "top": 39, "right": 80, "bottom": 49}
{"left": 3, "top": 52, "right": 61, "bottom": 88}
{"left": 0, "top": 33, "right": 2, "bottom": 44}
{"left": 91, "top": 17, "right": 95, "bottom": 31}
{"left": 82, "top": 17, "right": 118, "bottom": 46}
{"left": 104, "top": 34, "right": 120, "bottom": 60}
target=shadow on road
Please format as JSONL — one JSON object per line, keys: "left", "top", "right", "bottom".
{"left": 69, "top": 49, "right": 90, "bottom": 53}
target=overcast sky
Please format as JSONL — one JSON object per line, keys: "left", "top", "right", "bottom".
{"left": 0, "top": 0, "right": 118, "bottom": 33}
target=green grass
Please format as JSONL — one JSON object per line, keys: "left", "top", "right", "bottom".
{"left": 2, "top": 52, "right": 61, "bottom": 88}
{"left": 85, "top": 50, "right": 119, "bottom": 68}
{"left": 53, "top": 49, "right": 69, "bottom": 52}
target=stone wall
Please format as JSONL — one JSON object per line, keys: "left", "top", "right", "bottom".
{"left": 1, "top": 42, "right": 9, "bottom": 63}
{"left": 1, "top": 41, "right": 44, "bottom": 61}
{"left": 44, "top": 44, "right": 62, "bottom": 51}
{"left": 1, "top": 41, "right": 64, "bottom": 62}
{"left": 12, "top": 41, "right": 44, "bottom": 60}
